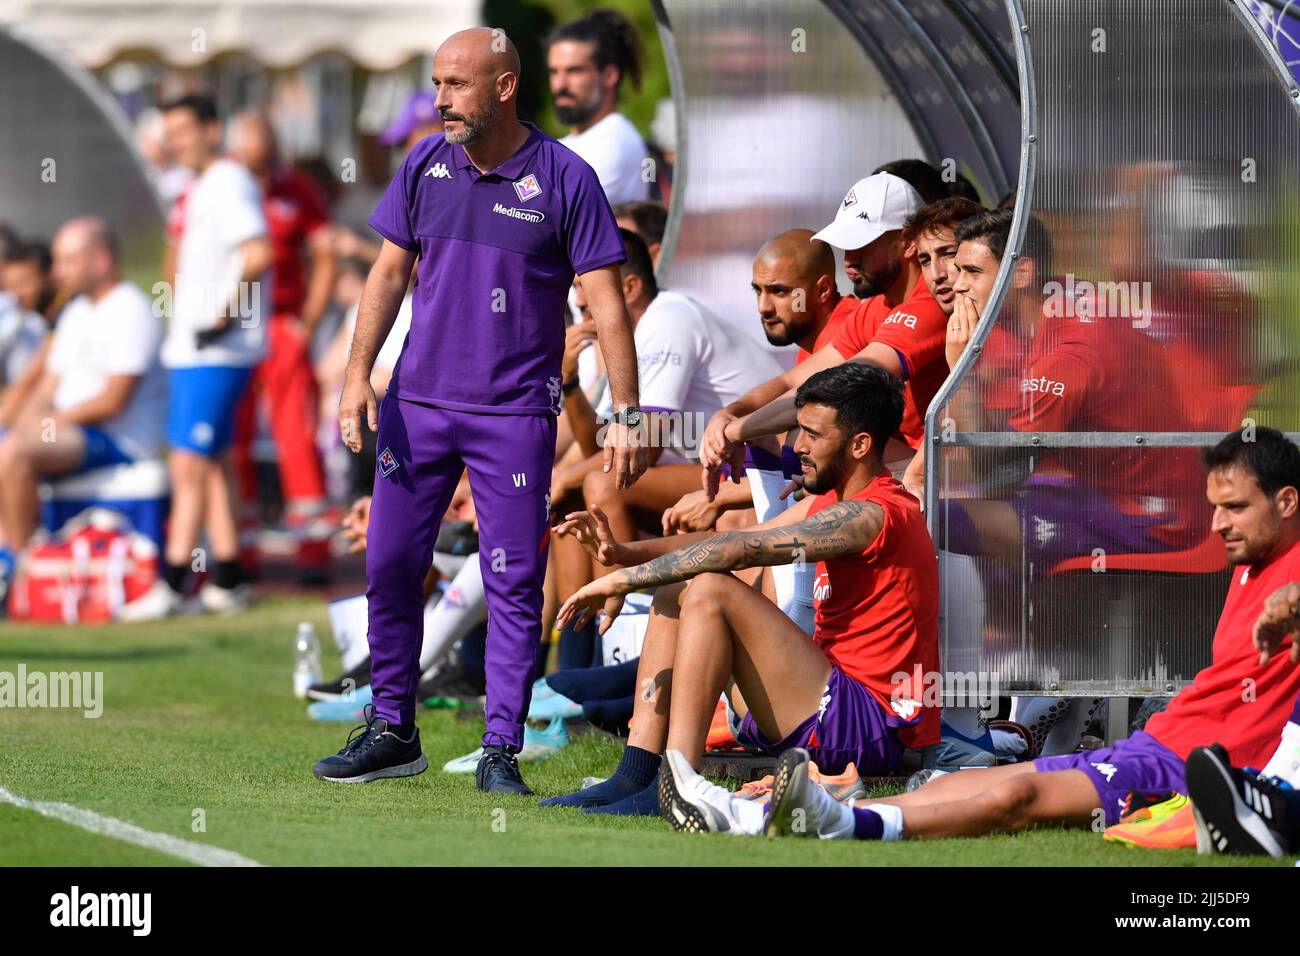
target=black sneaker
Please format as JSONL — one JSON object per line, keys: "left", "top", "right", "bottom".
{"left": 306, "top": 657, "right": 372, "bottom": 702}
{"left": 475, "top": 745, "right": 533, "bottom": 796}
{"left": 312, "top": 705, "right": 428, "bottom": 783}
{"left": 1186, "top": 743, "right": 1290, "bottom": 857}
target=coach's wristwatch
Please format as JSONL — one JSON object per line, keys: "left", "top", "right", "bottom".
{"left": 609, "top": 406, "right": 644, "bottom": 428}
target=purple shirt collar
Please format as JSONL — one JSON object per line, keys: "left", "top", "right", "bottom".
{"left": 452, "top": 121, "right": 543, "bottom": 178}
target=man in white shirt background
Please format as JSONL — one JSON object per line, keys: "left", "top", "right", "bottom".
{"left": 125, "top": 94, "right": 273, "bottom": 619}
{"left": 0, "top": 217, "right": 165, "bottom": 553}
{"left": 546, "top": 9, "right": 652, "bottom": 205}
{"left": 559, "top": 229, "right": 782, "bottom": 579}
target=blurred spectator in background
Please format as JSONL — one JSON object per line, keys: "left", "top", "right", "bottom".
{"left": 0, "top": 238, "right": 64, "bottom": 442}
{"left": 228, "top": 109, "right": 337, "bottom": 580}
{"left": 0, "top": 238, "right": 53, "bottom": 432}
{"left": 124, "top": 93, "right": 272, "bottom": 620}
{"left": 547, "top": 9, "right": 651, "bottom": 204}
{"left": 646, "top": 98, "right": 675, "bottom": 206}
{"left": 378, "top": 89, "right": 445, "bottom": 153}
{"left": 2, "top": 240, "right": 62, "bottom": 325}
{"left": 0, "top": 218, "right": 164, "bottom": 561}
{"left": 317, "top": 91, "right": 446, "bottom": 273}
{"left": 136, "top": 107, "right": 194, "bottom": 213}
{"left": 316, "top": 255, "right": 414, "bottom": 500}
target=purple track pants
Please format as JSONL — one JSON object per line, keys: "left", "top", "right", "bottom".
{"left": 365, "top": 395, "right": 555, "bottom": 750}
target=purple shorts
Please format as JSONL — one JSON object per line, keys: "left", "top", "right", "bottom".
{"left": 944, "top": 480, "right": 1176, "bottom": 567}
{"left": 1034, "top": 730, "right": 1185, "bottom": 825}
{"left": 735, "top": 666, "right": 904, "bottom": 775}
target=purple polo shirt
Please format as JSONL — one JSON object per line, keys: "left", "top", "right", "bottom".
{"left": 368, "top": 121, "right": 626, "bottom": 414}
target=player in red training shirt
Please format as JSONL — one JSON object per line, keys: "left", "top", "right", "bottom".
{"left": 937, "top": 208, "right": 1206, "bottom": 568}
{"left": 699, "top": 173, "right": 945, "bottom": 486}
{"left": 540, "top": 364, "right": 940, "bottom": 820}
{"left": 657, "top": 428, "right": 1300, "bottom": 842}
{"left": 227, "top": 111, "right": 336, "bottom": 575}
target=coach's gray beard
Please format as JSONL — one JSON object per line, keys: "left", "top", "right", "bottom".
{"left": 444, "top": 98, "right": 500, "bottom": 146}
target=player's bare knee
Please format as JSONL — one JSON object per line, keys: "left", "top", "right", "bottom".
{"left": 983, "top": 774, "right": 1041, "bottom": 830}
{"left": 169, "top": 452, "right": 204, "bottom": 485}
{"left": 0, "top": 436, "right": 20, "bottom": 471}
{"left": 580, "top": 467, "right": 617, "bottom": 509}
{"left": 680, "top": 571, "right": 729, "bottom": 608}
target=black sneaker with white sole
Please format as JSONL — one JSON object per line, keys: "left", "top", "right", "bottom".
{"left": 306, "top": 657, "right": 372, "bottom": 702}
{"left": 1186, "top": 743, "right": 1289, "bottom": 858}
{"left": 312, "top": 705, "right": 428, "bottom": 783}
{"left": 475, "top": 745, "right": 533, "bottom": 796}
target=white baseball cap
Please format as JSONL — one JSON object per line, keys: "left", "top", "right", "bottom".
{"left": 812, "top": 173, "right": 923, "bottom": 251}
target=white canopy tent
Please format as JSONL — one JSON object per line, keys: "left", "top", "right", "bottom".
{"left": 0, "top": 0, "right": 480, "bottom": 70}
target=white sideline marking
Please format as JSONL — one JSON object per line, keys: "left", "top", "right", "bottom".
{"left": 0, "top": 785, "right": 265, "bottom": 867}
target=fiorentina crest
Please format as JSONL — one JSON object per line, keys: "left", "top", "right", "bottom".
{"left": 513, "top": 174, "right": 542, "bottom": 202}
{"left": 378, "top": 447, "right": 399, "bottom": 477}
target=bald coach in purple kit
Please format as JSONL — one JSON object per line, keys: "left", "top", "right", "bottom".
{"left": 313, "top": 28, "right": 646, "bottom": 795}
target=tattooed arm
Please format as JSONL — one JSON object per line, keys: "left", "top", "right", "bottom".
{"left": 555, "top": 498, "right": 886, "bottom": 632}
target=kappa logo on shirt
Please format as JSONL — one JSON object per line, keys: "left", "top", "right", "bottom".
{"left": 812, "top": 570, "right": 832, "bottom": 602}
{"left": 1034, "top": 515, "right": 1057, "bottom": 547}
{"left": 513, "top": 174, "right": 542, "bottom": 202}
{"left": 424, "top": 163, "right": 453, "bottom": 179}
{"left": 891, "top": 697, "right": 921, "bottom": 721}
{"left": 378, "top": 447, "right": 400, "bottom": 477}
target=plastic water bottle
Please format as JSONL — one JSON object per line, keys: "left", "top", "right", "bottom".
{"left": 292, "top": 622, "right": 323, "bottom": 698}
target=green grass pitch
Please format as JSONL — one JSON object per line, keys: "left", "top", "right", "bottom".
{"left": 0, "top": 597, "right": 1294, "bottom": 867}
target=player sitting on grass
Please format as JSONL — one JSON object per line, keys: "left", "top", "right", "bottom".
{"left": 657, "top": 427, "right": 1300, "bottom": 840}
{"left": 543, "top": 363, "right": 941, "bottom": 816}
{"left": 1186, "top": 587, "right": 1300, "bottom": 857}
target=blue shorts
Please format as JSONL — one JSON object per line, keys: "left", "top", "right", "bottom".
{"left": 76, "top": 426, "right": 135, "bottom": 473}
{"left": 735, "top": 666, "right": 906, "bottom": 775}
{"left": 1034, "top": 730, "right": 1186, "bottom": 825}
{"left": 167, "top": 366, "right": 251, "bottom": 456}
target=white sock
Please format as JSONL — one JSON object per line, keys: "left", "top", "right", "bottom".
{"left": 417, "top": 554, "right": 486, "bottom": 672}
{"left": 1261, "top": 720, "right": 1300, "bottom": 787}
{"left": 745, "top": 466, "right": 790, "bottom": 523}
{"left": 729, "top": 796, "right": 767, "bottom": 836}
{"left": 865, "top": 803, "right": 905, "bottom": 841}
